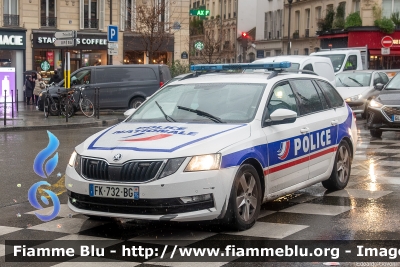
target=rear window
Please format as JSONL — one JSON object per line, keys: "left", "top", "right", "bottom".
{"left": 160, "top": 66, "right": 171, "bottom": 81}
{"left": 96, "top": 67, "right": 157, "bottom": 83}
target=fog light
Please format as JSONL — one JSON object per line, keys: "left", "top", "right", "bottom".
{"left": 180, "top": 194, "right": 212, "bottom": 203}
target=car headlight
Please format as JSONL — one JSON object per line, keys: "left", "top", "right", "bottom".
{"left": 68, "top": 151, "right": 81, "bottom": 174}
{"left": 369, "top": 99, "right": 383, "bottom": 108}
{"left": 184, "top": 154, "right": 221, "bottom": 172}
{"left": 345, "top": 94, "right": 362, "bottom": 102}
{"left": 159, "top": 157, "right": 186, "bottom": 178}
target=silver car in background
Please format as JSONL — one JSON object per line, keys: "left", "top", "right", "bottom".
{"left": 335, "top": 70, "right": 389, "bottom": 118}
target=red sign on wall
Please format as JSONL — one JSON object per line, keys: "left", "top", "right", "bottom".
{"left": 46, "top": 51, "right": 54, "bottom": 68}
{"left": 381, "top": 36, "right": 394, "bottom": 48}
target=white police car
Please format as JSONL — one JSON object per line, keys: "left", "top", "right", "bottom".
{"left": 66, "top": 62, "right": 357, "bottom": 230}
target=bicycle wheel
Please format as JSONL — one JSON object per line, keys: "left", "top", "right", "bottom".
{"left": 44, "top": 97, "right": 50, "bottom": 118}
{"left": 60, "top": 97, "right": 75, "bottom": 118}
{"left": 49, "top": 100, "right": 59, "bottom": 116}
{"left": 80, "top": 98, "right": 94, "bottom": 117}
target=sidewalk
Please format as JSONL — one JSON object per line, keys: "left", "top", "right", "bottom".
{"left": 0, "top": 102, "right": 125, "bottom": 131}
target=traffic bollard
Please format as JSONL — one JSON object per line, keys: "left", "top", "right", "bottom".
{"left": 3, "top": 90, "right": 6, "bottom": 126}
{"left": 11, "top": 90, "right": 14, "bottom": 118}
{"left": 94, "top": 88, "right": 97, "bottom": 118}
{"left": 97, "top": 87, "right": 100, "bottom": 119}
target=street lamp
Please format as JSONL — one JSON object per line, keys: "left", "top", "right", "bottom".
{"left": 287, "top": 0, "right": 293, "bottom": 55}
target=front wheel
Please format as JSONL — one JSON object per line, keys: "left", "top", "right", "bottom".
{"left": 223, "top": 164, "right": 261, "bottom": 231}
{"left": 129, "top": 97, "right": 145, "bottom": 109}
{"left": 370, "top": 129, "right": 383, "bottom": 138}
{"left": 322, "top": 141, "right": 351, "bottom": 191}
{"left": 80, "top": 98, "right": 94, "bottom": 117}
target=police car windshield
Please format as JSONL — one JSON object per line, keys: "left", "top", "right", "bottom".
{"left": 335, "top": 72, "right": 371, "bottom": 87}
{"left": 385, "top": 73, "right": 400, "bottom": 90}
{"left": 318, "top": 54, "right": 345, "bottom": 72}
{"left": 127, "top": 83, "right": 266, "bottom": 123}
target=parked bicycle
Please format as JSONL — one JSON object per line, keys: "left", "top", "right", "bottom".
{"left": 43, "top": 86, "right": 60, "bottom": 118}
{"left": 71, "top": 86, "right": 95, "bottom": 118}
{"left": 43, "top": 87, "right": 75, "bottom": 118}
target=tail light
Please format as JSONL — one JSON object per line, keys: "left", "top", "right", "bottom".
{"left": 159, "top": 81, "right": 164, "bottom": 88}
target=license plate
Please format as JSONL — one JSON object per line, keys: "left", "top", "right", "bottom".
{"left": 89, "top": 184, "right": 139, "bottom": 199}
{"left": 393, "top": 115, "right": 400, "bottom": 121}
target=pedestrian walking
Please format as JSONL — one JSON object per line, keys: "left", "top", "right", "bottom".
{"left": 49, "top": 70, "right": 62, "bottom": 85}
{"left": 33, "top": 73, "right": 45, "bottom": 109}
{"left": 24, "top": 75, "right": 34, "bottom": 105}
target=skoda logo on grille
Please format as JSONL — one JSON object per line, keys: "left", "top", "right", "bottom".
{"left": 113, "top": 153, "right": 122, "bottom": 162}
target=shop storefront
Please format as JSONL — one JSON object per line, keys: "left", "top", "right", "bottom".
{"left": 0, "top": 29, "right": 26, "bottom": 102}
{"left": 319, "top": 27, "right": 400, "bottom": 70}
{"left": 32, "top": 31, "right": 108, "bottom": 84}
{"left": 123, "top": 33, "right": 174, "bottom": 64}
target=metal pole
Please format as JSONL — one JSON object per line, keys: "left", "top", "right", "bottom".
{"left": 16, "top": 89, "right": 18, "bottom": 112}
{"left": 109, "top": 0, "right": 113, "bottom": 65}
{"left": 287, "top": 1, "right": 292, "bottom": 55}
{"left": 4, "top": 90, "right": 6, "bottom": 126}
{"left": 11, "top": 90, "right": 14, "bottom": 118}
{"left": 94, "top": 87, "right": 97, "bottom": 118}
{"left": 97, "top": 87, "right": 100, "bottom": 119}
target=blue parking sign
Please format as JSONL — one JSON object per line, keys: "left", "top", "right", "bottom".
{"left": 108, "top": 25, "right": 118, "bottom": 42}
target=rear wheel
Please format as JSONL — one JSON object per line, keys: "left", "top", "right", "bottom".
{"left": 322, "top": 141, "right": 351, "bottom": 191}
{"left": 44, "top": 98, "right": 50, "bottom": 118}
{"left": 80, "top": 98, "right": 94, "bottom": 117}
{"left": 60, "top": 98, "right": 75, "bottom": 118}
{"left": 370, "top": 129, "right": 383, "bottom": 138}
{"left": 223, "top": 164, "right": 261, "bottom": 231}
{"left": 129, "top": 97, "right": 145, "bottom": 109}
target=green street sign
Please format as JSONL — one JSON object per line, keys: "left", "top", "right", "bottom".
{"left": 190, "top": 9, "right": 210, "bottom": 16}
{"left": 194, "top": 41, "right": 204, "bottom": 51}
{"left": 41, "top": 60, "right": 50, "bottom": 71}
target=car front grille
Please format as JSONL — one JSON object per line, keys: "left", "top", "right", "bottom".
{"left": 81, "top": 157, "right": 164, "bottom": 183}
{"left": 382, "top": 106, "right": 400, "bottom": 121}
{"left": 68, "top": 191, "right": 215, "bottom": 215}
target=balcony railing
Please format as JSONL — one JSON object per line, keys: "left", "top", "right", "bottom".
{"left": 41, "top": 16, "right": 57, "bottom": 27}
{"left": 125, "top": 20, "right": 132, "bottom": 30}
{"left": 3, "top": 14, "right": 19, "bottom": 27}
{"left": 293, "top": 30, "right": 299, "bottom": 39}
{"left": 84, "top": 18, "right": 98, "bottom": 29}
{"left": 305, "top": 29, "right": 309, "bottom": 38}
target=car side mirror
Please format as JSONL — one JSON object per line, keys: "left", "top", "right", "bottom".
{"left": 124, "top": 108, "right": 136, "bottom": 118}
{"left": 374, "top": 83, "right": 384, "bottom": 91}
{"left": 265, "top": 109, "right": 297, "bottom": 126}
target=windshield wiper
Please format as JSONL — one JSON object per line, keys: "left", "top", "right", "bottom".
{"left": 347, "top": 77, "right": 364, "bottom": 87}
{"left": 177, "top": 105, "right": 225, "bottom": 123}
{"left": 338, "top": 78, "right": 349, "bottom": 87}
{"left": 155, "top": 101, "right": 176, "bottom": 122}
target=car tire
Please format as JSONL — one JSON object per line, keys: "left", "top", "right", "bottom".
{"left": 370, "top": 129, "right": 383, "bottom": 138}
{"left": 322, "top": 140, "right": 352, "bottom": 191}
{"left": 362, "top": 100, "right": 370, "bottom": 119}
{"left": 223, "top": 164, "right": 261, "bottom": 231}
{"left": 129, "top": 97, "right": 145, "bottom": 109}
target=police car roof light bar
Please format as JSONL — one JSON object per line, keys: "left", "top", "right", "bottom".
{"left": 190, "top": 62, "right": 292, "bottom": 72}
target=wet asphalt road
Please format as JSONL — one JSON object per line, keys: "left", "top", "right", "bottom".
{"left": 1, "top": 118, "right": 400, "bottom": 266}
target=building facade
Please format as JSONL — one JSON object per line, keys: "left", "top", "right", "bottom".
{"left": 0, "top": 0, "right": 190, "bottom": 101}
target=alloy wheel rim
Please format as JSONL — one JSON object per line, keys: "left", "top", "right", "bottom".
{"left": 337, "top": 146, "right": 350, "bottom": 183}
{"left": 236, "top": 172, "right": 258, "bottom": 222}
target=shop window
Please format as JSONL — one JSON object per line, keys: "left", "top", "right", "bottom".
{"left": 41, "top": 0, "right": 56, "bottom": 27}
{"left": 3, "top": 0, "right": 19, "bottom": 26}
{"left": 82, "top": 50, "right": 107, "bottom": 67}
{"left": 121, "top": 0, "right": 136, "bottom": 31}
{"left": 80, "top": 0, "right": 105, "bottom": 30}
{"left": 34, "top": 49, "right": 62, "bottom": 84}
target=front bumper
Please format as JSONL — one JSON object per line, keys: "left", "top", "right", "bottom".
{"left": 65, "top": 163, "right": 238, "bottom": 222}
{"left": 367, "top": 105, "right": 400, "bottom": 129}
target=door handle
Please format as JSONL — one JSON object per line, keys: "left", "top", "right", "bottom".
{"left": 331, "top": 120, "right": 338, "bottom": 126}
{"left": 300, "top": 127, "right": 310, "bottom": 134}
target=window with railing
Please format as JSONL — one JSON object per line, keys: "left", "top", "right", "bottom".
{"left": 305, "top": 8, "right": 310, "bottom": 32}
{"left": 3, "top": 0, "right": 19, "bottom": 27}
{"left": 264, "top": 12, "right": 268, "bottom": 39}
{"left": 121, "top": 0, "right": 136, "bottom": 31}
{"left": 41, "top": 0, "right": 57, "bottom": 27}
{"left": 80, "top": 0, "right": 105, "bottom": 30}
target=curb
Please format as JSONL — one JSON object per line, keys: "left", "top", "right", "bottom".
{"left": 0, "top": 118, "right": 120, "bottom": 132}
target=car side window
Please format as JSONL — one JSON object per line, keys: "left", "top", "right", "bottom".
{"left": 312, "top": 80, "right": 329, "bottom": 110}
{"left": 378, "top": 72, "right": 389, "bottom": 84}
{"left": 71, "top": 70, "right": 91, "bottom": 85}
{"left": 291, "top": 79, "right": 323, "bottom": 115}
{"left": 346, "top": 55, "right": 358, "bottom": 70}
{"left": 316, "top": 80, "right": 344, "bottom": 108}
{"left": 303, "top": 64, "right": 314, "bottom": 71}
{"left": 266, "top": 82, "right": 298, "bottom": 119}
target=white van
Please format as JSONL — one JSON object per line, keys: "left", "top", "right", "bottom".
{"left": 310, "top": 49, "right": 366, "bottom": 74}
{"left": 250, "top": 55, "right": 336, "bottom": 86}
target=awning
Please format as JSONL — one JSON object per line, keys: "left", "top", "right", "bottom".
{"left": 370, "top": 49, "right": 400, "bottom": 56}
{"left": 318, "top": 33, "right": 348, "bottom": 39}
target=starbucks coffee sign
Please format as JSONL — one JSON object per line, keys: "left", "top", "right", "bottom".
{"left": 37, "top": 37, "right": 107, "bottom": 45}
